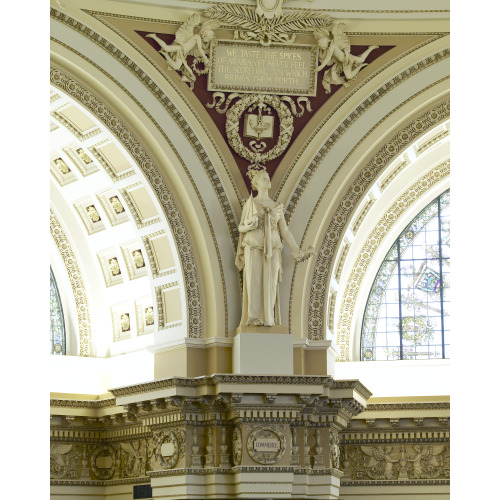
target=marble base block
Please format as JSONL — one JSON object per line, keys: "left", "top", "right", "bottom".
{"left": 233, "top": 331, "right": 293, "bottom": 375}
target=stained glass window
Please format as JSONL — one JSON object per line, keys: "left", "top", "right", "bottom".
{"left": 361, "top": 190, "right": 450, "bottom": 360}
{"left": 50, "top": 267, "right": 66, "bottom": 355}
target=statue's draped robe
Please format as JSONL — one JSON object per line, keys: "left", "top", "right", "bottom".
{"left": 236, "top": 196, "right": 284, "bottom": 326}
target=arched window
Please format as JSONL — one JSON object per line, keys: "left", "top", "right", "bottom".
{"left": 361, "top": 190, "right": 450, "bottom": 361}
{"left": 50, "top": 267, "right": 66, "bottom": 355}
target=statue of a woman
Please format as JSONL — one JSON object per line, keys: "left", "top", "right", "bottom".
{"left": 235, "top": 169, "right": 313, "bottom": 327}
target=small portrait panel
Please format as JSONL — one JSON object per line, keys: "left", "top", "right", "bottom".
{"left": 132, "top": 249, "right": 145, "bottom": 269}
{"left": 76, "top": 148, "right": 93, "bottom": 164}
{"left": 120, "top": 313, "right": 130, "bottom": 332}
{"left": 55, "top": 157, "right": 71, "bottom": 174}
{"left": 109, "top": 196, "right": 125, "bottom": 214}
{"left": 86, "top": 205, "right": 101, "bottom": 223}
{"left": 108, "top": 257, "right": 121, "bottom": 276}
{"left": 145, "top": 307, "right": 154, "bottom": 326}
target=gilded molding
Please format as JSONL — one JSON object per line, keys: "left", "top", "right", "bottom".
{"left": 306, "top": 101, "right": 450, "bottom": 343}
{"left": 49, "top": 67, "right": 203, "bottom": 338}
{"left": 327, "top": 289, "right": 336, "bottom": 332}
{"left": 334, "top": 240, "right": 350, "bottom": 282}
{"left": 335, "top": 161, "right": 449, "bottom": 359}
{"left": 50, "top": 210, "right": 93, "bottom": 356}
{"left": 380, "top": 154, "right": 411, "bottom": 191}
{"left": 352, "top": 195, "right": 376, "bottom": 234}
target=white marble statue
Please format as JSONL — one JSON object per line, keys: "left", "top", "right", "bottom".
{"left": 236, "top": 169, "right": 313, "bottom": 327}
{"left": 314, "top": 23, "right": 378, "bottom": 93}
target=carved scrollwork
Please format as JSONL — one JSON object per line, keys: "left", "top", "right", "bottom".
{"left": 50, "top": 443, "right": 80, "bottom": 479}
{"left": 344, "top": 444, "right": 450, "bottom": 481}
{"left": 232, "top": 427, "right": 242, "bottom": 465}
{"left": 90, "top": 445, "right": 116, "bottom": 480}
{"left": 329, "top": 427, "right": 340, "bottom": 469}
{"left": 120, "top": 440, "right": 153, "bottom": 478}
{"left": 154, "top": 430, "right": 180, "bottom": 469}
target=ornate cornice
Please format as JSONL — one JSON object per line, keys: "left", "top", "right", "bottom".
{"left": 366, "top": 402, "right": 450, "bottom": 411}
{"left": 306, "top": 100, "right": 450, "bottom": 343}
{"left": 50, "top": 210, "right": 93, "bottom": 356}
{"left": 51, "top": 477, "right": 149, "bottom": 486}
{"left": 342, "top": 479, "right": 450, "bottom": 486}
{"left": 50, "top": 399, "right": 116, "bottom": 409}
{"left": 335, "top": 161, "right": 449, "bottom": 359}
{"left": 49, "top": 67, "right": 203, "bottom": 338}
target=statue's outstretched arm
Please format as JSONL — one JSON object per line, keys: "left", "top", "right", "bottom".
{"left": 278, "top": 217, "right": 302, "bottom": 259}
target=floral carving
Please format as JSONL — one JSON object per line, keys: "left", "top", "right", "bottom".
{"left": 204, "top": 3, "right": 333, "bottom": 46}
{"left": 50, "top": 443, "right": 80, "bottom": 479}
{"left": 344, "top": 444, "right": 450, "bottom": 481}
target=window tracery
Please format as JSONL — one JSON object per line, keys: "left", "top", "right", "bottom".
{"left": 361, "top": 190, "right": 450, "bottom": 361}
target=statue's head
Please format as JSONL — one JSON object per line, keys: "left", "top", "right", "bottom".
{"left": 247, "top": 168, "right": 271, "bottom": 191}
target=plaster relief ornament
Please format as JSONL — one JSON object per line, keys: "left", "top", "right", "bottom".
{"left": 329, "top": 427, "right": 340, "bottom": 469}
{"left": 120, "top": 313, "right": 130, "bottom": 332}
{"left": 314, "top": 23, "right": 378, "bottom": 93}
{"left": 209, "top": 92, "right": 312, "bottom": 169}
{"left": 50, "top": 443, "right": 76, "bottom": 479}
{"left": 154, "top": 430, "right": 180, "bottom": 469}
{"left": 109, "top": 257, "right": 121, "bottom": 276}
{"left": 146, "top": 15, "right": 220, "bottom": 88}
{"left": 232, "top": 427, "right": 242, "bottom": 465}
{"left": 120, "top": 441, "right": 147, "bottom": 477}
{"left": 247, "top": 425, "right": 286, "bottom": 465}
{"left": 110, "top": 196, "right": 125, "bottom": 214}
{"left": 132, "top": 249, "right": 145, "bottom": 269}
{"left": 205, "top": 1, "right": 332, "bottom": 46}
{"left": 145, "top": 306, "right": 154, "bottom": 326}
{"left": 54, "top": 157, "right": 70, "bottom": 174}
{"left": 86, "top": 205, "right": 101, "bottom": 223}
{"left": 90, "top": 445, "right": 116, "bottom": 480}
{"left": 236, "top": 168, "right": 313, "bottom": 327}
{"left": 361, "top": 445, "right": 400, "bottom": 480}
{"left": 76, "top": 147, "right": 92, "bottom": 164}
{"left": 407, "top": 444, "right": 446, "bottom": 479}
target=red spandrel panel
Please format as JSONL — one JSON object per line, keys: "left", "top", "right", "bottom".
{"left": 138, "top": 31, "right": 392, "bottom": 194}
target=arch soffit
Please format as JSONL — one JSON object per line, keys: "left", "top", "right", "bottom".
{"left": 49, "top": 65, "right": 212, "bottom": 338}
{"left": 50, "top": 209, "right": 93, "bottom": 356}
{"left": 291, "top": 96, "right": 450, "bottom": 342}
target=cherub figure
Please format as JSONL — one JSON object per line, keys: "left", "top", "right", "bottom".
{"left": 314, "top": 23, "right": 378, "bottom": 93}
{"left": 146, "top": 14, "right": 220, "bottom": 88}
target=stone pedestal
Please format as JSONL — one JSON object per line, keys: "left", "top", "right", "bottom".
{"left": 233, "top": 329, "right": 293, "bottom": 375}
